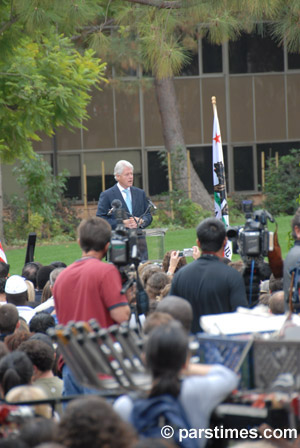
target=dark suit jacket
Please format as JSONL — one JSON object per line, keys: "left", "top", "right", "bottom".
{"left": 96, "top": 184, "right": 153, "bottom": 230}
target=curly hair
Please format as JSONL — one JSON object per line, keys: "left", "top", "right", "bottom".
{"left": 56, "top": 396, "right": 137, "bottom": 448}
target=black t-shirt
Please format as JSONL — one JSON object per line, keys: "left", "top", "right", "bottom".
{"left": 170, "top": 254, "right": 248, "bottom": 333}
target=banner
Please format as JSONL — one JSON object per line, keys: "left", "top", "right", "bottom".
{"left": 212, "top": 96, "right": 232, "bottom": 259}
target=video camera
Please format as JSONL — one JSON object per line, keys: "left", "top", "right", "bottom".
{"left": 107, "top": 199, "right": 150, "bottom": 317}
{"left": 226, "top": 200, "right": 274, "bottom": 262}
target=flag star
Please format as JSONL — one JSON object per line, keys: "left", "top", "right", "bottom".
{"left": 213, "top": 134, "right": 221, "bottom": 143}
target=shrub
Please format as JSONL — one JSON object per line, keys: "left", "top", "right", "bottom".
{"left": 263, "top": 149, "right": 300, "bottom": 215}
{"left": 4, "top": 155, "right": 80, "bottom": 244}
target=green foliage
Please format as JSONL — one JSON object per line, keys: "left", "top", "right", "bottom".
{"left": 263, "top": 149, "right": 300, "bottom": 216}
{"left": 4, "top": 155, "right": 80, "bottom": 244}
{"left": 150, "top": 190, "right": 211, "bottom": 229}
{"left": 0, "top": 31, "right": 106, "bottom": 162}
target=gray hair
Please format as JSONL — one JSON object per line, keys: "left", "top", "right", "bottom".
{"left": 114, "top": 160, "right": 134, "bottom": 180}
{"left": 49, "top": 268, "right": 65, "bottom": 287}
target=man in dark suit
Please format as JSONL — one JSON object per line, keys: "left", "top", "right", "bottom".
{"left": 96, "top": 160, "right": 153, "bottom": 260}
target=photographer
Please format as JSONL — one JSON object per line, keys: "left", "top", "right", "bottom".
{"left": 170, "top": 218, "right": 248, "bottom": 334}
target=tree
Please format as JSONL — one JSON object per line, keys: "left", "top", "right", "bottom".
{"left": 0, "top": 1, "right": 107, "bottom": 240}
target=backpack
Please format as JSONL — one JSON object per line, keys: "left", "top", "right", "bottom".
{"left": 130, "top": 394, "right": 198, "bottom": 448}
{"left": 289, "top": 261, "right": 300, "bottom": 310}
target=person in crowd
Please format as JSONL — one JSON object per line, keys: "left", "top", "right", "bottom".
{"left": 0, "top": 351, "right": 33, "bottom": 396}
{"left": 41, "top": 281, "right": 52, "bottom": 304}
{"left": 269, "top": 274, "right": 283, "bottom": 293}
{"left": 143, "top": 312, "right": 174, "bottom": 335}
{"left": 29, "top": 312, "right": 55, "bottom": 335}
{"left": 54, "top": 217, "right": 130, "bottom": 327}
{"left": 34, "top": 267, "right": 65, "bottom": 317}
{"left": 22, "top": 262, "right": 42, "bottom": 302}
{"left": 96, "top": 160, "right": 153, "bottom": 261}
{"left": 17, "top": 417, "right": 58, "bottom": 447}
{"left": 170, "top": 218, "right": 248, "bottom": 333}
{"left": 18, "top": 339, "right": 63, "bottom": 415}
{"left": 0, "top": 304, "right": 20, "bottom": 340}
{"left": 283, "top": 208, "right": 300, "bottom": 308}
{"left": 50, "top": 261, "right": 67, "bottom": 269}
{"left": 156, "top": 295, "right": 193, "bottom": 333}
{"left": 140, "top": 264, "right": 162, "bottom": 288}
{"left": 4, "top": 331, "right": 32, "bottom": 352}
{"left": 5, "top": 276, "right": 36, "bottom": 324}
{"left": 0, "top": 262, "right": 10, "bottom": 303}
{"left": 55, "top": 395, "right": 137, "bottom": 448}
{"left": 162, "top": 250, "right": 187, "bottom": 276}
{"left": 53, "top": 217, "right": 131, "bottom": 396}
{"left": 269, "top": 291, "right": 285, "bottom": 315}
{"left": 114, "top": 321, "right": 238, "bottom": 448}
{"left": 36, "top": 266, "right": 55, "bottom": 302}
{"left": 25, "top": 280, "right": 36, "bottom": 305}
{"left": 145, "top": 272, "right": 171, "bottom": 306}
{"left": 6, "top": 386, "right": 53, "bottom": 420}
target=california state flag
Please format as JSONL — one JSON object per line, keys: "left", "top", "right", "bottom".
{"left": 0, "top": 241, "right": 7, "bottom": 264}
{"left": 212, "top": 96, "right": 232, "bottom": 259}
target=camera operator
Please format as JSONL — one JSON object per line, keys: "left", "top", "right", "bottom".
{"left": 96, "top": 160, "right": 153, "bottom": 261}
{"left": 170, "top": 218, "right": 248, "bottom": 334}
{"left": 283, "top": 207, "right": 300, "bottom": 309}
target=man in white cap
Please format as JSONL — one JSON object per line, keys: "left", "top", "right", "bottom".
{"left": 5, "top": 275, "right": 36, "bottom": 323}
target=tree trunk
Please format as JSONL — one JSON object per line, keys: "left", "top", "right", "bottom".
{"left": 0, "top": 164, "right": 4, "bottom": 242}
{"left": 154, "top": 76, "right": 213, "bottom": 212}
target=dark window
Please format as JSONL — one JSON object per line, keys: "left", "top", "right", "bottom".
{"left": 148, "top": 151, "right": 168, "bottom": 195}
{"left": 233, "top": 146, "right": 254, "bottom": 191}
{"left": 257, "top": 141, "right": 300, "bottom": 190}
{"left": 179, "top": 52, "right": 199, "bottom": 76}
{"left": 202, "top": 39, "right": 222, "bottom": 73}
{"left": 189, "top": 146, "right": 228, "bottom": 194}
{"left": 64, "top": 177, "right": 81, "bottom": 200}
{"left": 229, "top": 26, "right": 284, "bottom": 74}
{"left": 288, "top": 52, "right": 300, "bottom": 70}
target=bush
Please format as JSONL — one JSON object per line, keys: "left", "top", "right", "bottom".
{"left": 263, "top": 149, "right": 300, "bottom": 216}
{"left": 149, "top": 190, "right": 211, "bottom": 229}
{"left": 4, "top": 155, "right": 80, "bottom": 244}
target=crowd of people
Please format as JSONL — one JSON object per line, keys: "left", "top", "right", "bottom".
{"left": 0, "top": 160, "right": 298, "bottom": 447}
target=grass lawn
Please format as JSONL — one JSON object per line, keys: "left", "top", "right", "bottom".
{"left": 5, "top": 214, "right": 293, "bottom": 275}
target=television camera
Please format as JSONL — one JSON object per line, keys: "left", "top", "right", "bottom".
{"left": 226, "top": 200, "right": 274, "bottom": 306}
{"left": 107, "top": 199, "right": 155, "bottom": 317}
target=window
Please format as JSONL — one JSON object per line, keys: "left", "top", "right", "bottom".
{"left": 257, "top": 141, "right": 300, "bottom": 190}
{"left": 147, "top": 151, "right": 168, "bottom": 195}
{"left": 179, "top": 53, "right": 199, "bottom": 76}
{"left": 229, "top": 25, "right": 284, "bottom": 74}
{"left": 233, "top": 146, "right": 254, "bottom": 191}
{"left": 202, "top": 39, "right": 222, "bottom": 73}
{"left": 189, "top": 146, "right": 228, "bottom": 194}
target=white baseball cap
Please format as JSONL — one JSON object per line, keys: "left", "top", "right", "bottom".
{"left": 5, "top": 275, "right": 28, "bottom": 294}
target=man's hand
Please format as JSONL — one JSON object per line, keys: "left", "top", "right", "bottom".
{"left": 123, "top": 217, "right": 137, "bottom": 229}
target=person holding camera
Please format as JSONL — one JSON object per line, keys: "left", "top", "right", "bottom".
{"left": 96, "top": 160, "right": 153, "bottom": 261}
{"left": 170, "top": 218, "right": 248, "bottom": 333}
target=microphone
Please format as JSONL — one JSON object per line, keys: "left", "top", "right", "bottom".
{"left": 147, "top": 198, "right": 157, "bottom": 210}
{"left": 107, "top": 199, "right": 122, "bottom": 216}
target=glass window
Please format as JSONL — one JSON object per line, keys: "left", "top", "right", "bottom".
{"left": 179, "top": 53, "right": 199, "bottom": 76}
{"left": 233, "top": 146, "right": 254, "bottom": 191}
{"left": 189, "top": 146, "right": 228, "bottom": 195}
{"left": 288, "top": 52, "right": 300, "bottom": 70}
{"left": 147, "top": 151, "right": 169, "bottom": 196}
{"left": 202, "top": 39, "right": 222, "bottom": 73}
{"left": 229, "top": 26, "right": 284, "bottom": 74}
{"left": 257, "top": 141, "right": 300, "bottom": 190}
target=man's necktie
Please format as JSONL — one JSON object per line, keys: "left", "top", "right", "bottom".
{"left": 124, "top": 189, "right": 132, "bottom": 214}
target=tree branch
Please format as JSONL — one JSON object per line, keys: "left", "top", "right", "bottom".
{"left": 0, "top": 14, "right": 18, "bottom": 34}
{"left": 122, "top": 0, "right": 181, "bottom": 9}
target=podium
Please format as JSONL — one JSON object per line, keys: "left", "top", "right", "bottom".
{"left": 145, "top": 228, "right": 167, "bottom": 262}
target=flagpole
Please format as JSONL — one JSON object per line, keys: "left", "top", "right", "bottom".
{"left": 211, "top": 95, "right": 217, "bottom": 116}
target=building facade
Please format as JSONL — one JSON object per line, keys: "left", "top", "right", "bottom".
{"left": 3, "top": 25, "right": 300, "bottom": 203}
